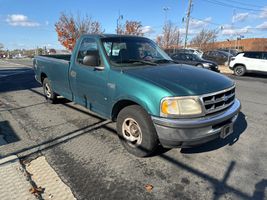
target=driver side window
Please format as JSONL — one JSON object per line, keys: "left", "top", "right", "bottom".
{"left": 77, "top": 38, "right": 100, "bottom": 66}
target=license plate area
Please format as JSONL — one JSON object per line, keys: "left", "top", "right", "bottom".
{"left": 220, "top": 123, "right": 234, "bottom": 139}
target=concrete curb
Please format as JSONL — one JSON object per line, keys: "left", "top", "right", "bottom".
{"left": 0, "top": 154, "right": 17, "bottom": 165}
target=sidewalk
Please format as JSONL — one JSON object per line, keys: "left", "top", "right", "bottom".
{"left": 0, "top": 153, "right": 76, "bottom": 200}
{"left": 0, "top": 124, "right": 76, "bottom": 200}
{"left": 0, "top": 155, "right": 35, "bottom": 200}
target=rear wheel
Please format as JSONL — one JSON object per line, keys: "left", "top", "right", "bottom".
{"left": 234, "top": 65, "right": 246, "bottom": 76}
{"left": 43, "top": 78, "right": 57, "bottom": 104}
{"left": 116, "top": 105, "right": 158, "bottom": 157}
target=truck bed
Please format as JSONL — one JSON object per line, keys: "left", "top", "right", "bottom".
{"left": 38, "top": 54, "right": 71, "bottom": 61}
{"left": 34, "top": 54, "right": 73, "bottom": 100}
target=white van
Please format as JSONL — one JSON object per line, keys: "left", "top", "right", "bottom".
{"left": 229, "top": 51, "right": 267, "bottom": 76}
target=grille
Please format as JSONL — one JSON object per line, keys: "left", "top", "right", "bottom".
{"left": 201, "top": 86, "right": 235, "bottom": 115}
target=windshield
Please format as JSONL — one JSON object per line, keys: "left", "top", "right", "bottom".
{"left": 101, "top": 37, "right": 172, "bottom": 67}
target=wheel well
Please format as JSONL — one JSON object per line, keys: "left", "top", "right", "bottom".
{"left": 111, "top": 100, "right": 139, "bottom": 121}
{"left": 40, "top": 73, "right": 47, "bottom": 83}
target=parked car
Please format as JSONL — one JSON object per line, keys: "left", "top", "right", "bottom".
{"left": 171, "top": 52, "right": 220, "bottom": 72}
{"left": 171, "top": 48, "right": 203, "bottom": 57}
{"left": 0, "top": 54, "right": 7, "bottom": 59}
{"left": 203, "top": 50, "right": 232, "bottom": 65}
{"left": 33, "top": 34, "right": 241, "bottom": 157}
{"left": 229, "top": 51, "right": 267, "bottom": 76}
{"left": 185, "top": 48, "right": 203, "bottom": 57}
{"left": 218, "top": 49, "right": 239, "bottom": 56}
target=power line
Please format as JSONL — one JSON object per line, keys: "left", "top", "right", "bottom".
{"left": 191, "top": 16, "right": 267, "bottom": 30}
{"left": 198, "top": 0, "right": 265, "bottom": 12}
{"left": 225, "top": 0, "right": 264, "bottom": 8}
{"left": 191, "top": 17, "right": 222, "bottom": 26}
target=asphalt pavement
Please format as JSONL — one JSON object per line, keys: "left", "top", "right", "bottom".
{"left": 0, "top": 59, "right": 266, "bottom": 200}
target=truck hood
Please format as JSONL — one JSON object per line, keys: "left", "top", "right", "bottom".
{"left": 123, "top": 64, "right": 234, "bottom": 96}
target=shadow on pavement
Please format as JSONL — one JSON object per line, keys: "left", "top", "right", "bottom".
{"left": 245, "top": 72, "right": 267, "bottom": 79}
{"left": 0, "top": 121, "right": 20, "bottom": 146}
{"left": 228, "top": 73, "right": 267, "bottom": 83}
{"left": 181, "top": 112, "right": 247, "bottom": 154}
{"left": 0, "top": 69, "right": 40, "bottom": 93}
{"left": 252, "top": 179, "right": 267, "bottom": 200}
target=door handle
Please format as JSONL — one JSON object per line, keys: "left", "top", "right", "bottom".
{"left": 70, "top": 70, "right": 76, "bottom": 78}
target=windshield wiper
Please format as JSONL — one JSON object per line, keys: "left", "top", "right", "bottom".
{"left": 153, "top": 59, "right": 176, "bottom": 64}
{"left": 122, "top": 59, "right": 158, "bottom": 66}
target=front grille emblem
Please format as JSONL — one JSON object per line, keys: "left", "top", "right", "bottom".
{"left": 224, "top": 96, "right": 229, "bottom": 101}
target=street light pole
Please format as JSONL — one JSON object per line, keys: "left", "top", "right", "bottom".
{"left": 116, "top": 13, "right": 123, "bottom": 34}
{"left": 184, "top": 0, "right": 193, "bottom": 49}
{"left": 163, "top": 7, "right": 170, "bottom": 24}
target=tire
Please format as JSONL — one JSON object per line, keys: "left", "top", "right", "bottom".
{"left": 234, "top": 65, "right": 246, "bottom": 76}
{"left": 43, "top": 78, "right": 57, "bottom": 104}
{"left": 116, "top": 105, "right": 158, "bottom": 157}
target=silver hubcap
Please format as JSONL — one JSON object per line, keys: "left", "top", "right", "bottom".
{"left": 44, "top": 83, "right": 52, "bottom": 98}
{"left": 122, "top": 118, "right": 142, "bottom": 146}
{"left": 236, "top": 67, "right": 243, "bottom": 75}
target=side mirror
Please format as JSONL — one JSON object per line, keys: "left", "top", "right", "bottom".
{"left": 83, "top": 54, "right": 100, "bottom": 67}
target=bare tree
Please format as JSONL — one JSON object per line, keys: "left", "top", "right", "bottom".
{"left": 55, "top": 12, "right": 104, "bottom": 51}
{"left": 190, "top": 29, "right": 218, "bottom": 51}
{"left": 116, "top": 20, "right": 144, "bottom": 36}
{"left": 156, "top": 21, "right": 181, "bottom": 50}
{"left": 0, "top": 43, "right": 4, "bottom": 50}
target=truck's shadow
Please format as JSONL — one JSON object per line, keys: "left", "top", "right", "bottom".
{"left": 0, "top": 69, "right": 40, "bottom": 93}
{"left": 181, "top": 112, "right": 247, "bottom": 154}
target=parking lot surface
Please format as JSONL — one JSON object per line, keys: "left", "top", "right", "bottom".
{"left": 0, "top": 59, "right": 266, "bottom": 200}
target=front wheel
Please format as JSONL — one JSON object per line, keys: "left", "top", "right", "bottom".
{"left": 234, "top": 65, "right": 246, "bottom": 76}
{"left": 43, "top": 78, "right": 57, "bottom": 104}
{"left": 116, "top": 105, "right": 158, "bottom": 157}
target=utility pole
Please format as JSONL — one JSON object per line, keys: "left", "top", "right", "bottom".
{"left": 184, "top": 0, "right": 193, "bottom": 48}
{"left": 173, "top": 30, "right": 180, "bottom": 54}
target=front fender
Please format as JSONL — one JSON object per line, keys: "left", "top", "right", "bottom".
{"left": 112, "top": 95, "right": 152, "bottom": 115}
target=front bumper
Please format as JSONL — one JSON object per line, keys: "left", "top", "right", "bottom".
{"left": 152, "top": 99, "right": 241, "bottom": 148}
{"left": 209, "top": 66, "right": 220, "bottom": 72}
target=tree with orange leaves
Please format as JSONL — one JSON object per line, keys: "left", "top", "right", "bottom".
{"left": 116, "top": 20, "right": 144, "bottom": 36}
{"left": 55, "top": 12, "right": 104, "bottom": 51}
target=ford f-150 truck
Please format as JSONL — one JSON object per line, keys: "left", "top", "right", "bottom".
{"left": 33, "top": 34, "right": 241, "bottom": 157}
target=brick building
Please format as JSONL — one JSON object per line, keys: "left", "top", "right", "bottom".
{"left": 212, "top": 38, "right": 267, "bottom": 52}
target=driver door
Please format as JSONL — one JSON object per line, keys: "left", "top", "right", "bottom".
{"left": 70, "top": 37, "right": 108, "bottom": 116}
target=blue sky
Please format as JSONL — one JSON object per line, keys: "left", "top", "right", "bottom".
{"left": 0, "top": 0, "right": 267, "bottom": 50}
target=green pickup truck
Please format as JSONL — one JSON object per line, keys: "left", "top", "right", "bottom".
{"left": 33, "top": 34, "right": 241, "bottom": 157}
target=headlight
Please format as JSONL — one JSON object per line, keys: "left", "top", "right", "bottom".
{"left": 161, "top": 97, "right": 203, "bottom": 117}
{"left": 203, "top": 63, "right": 211, "bottom": 68}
